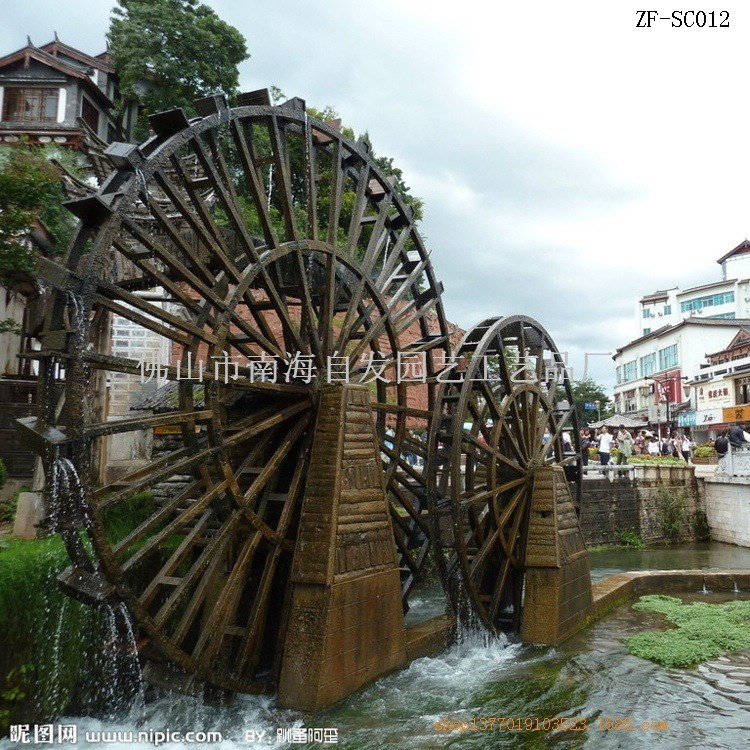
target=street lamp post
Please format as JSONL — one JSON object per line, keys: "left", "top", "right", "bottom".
{"left": 594, "top": 399, "right": 601, "bottom": 423}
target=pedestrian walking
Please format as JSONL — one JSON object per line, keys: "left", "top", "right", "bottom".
{"left": 598, "top": 426, "right": 613, "bottom": 465}
{"left": 579, "top": 429, "right": 591, "bottom": 466}
{"left": 715, "top": 431, "right": 729, "bottom": 458}
{"left": 616, "top": 425, "right": 633, "bottom": 465}
{"left": 680, "top": 433, "right": 692, "bottom": 463}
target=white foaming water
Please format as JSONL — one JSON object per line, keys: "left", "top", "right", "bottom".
{"left": 67, "top": 291, "right": 84, "bottom": 330}
{"left": 116, "top": 602, "right": 146, "bottom": 719}
{"left": 47, "top": 595, "right": 69, "bottom": 712}
{"left": 87, "top": 602, "right": 147, "bottom": 723}
{"left": 0, "top": 630, "right": 523, "bottom": 750}
{"left": 34, "top": 692, "right": 305, "bottom": 749}
{"left": 49, "top": 456, "right": 88, "bottom": 531}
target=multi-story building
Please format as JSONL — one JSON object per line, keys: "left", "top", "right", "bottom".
{"left": 613, "top": 317, "right": 750, "bottom": 435}
{"left": 0, "top": 36, "right": 141, "bottom": 477}
{"left": 0, "top": 35, "right": 136, "bottom": 146}
{"left": 678, "top": 327, "right": 750, "bottom": 439}
{"left": 636, "top": 240, "right": 750, "bottom": 338}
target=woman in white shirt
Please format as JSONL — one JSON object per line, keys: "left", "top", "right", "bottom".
{"left": 681, "top": 434, "right": 692, "bottom": 463}
{"left": 598, "top": 427, "right": 614, "bottom": 465}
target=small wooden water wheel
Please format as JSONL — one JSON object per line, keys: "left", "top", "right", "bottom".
{"left": 21, "top": 91, "right": 450, "bottom": 693}
{"left": 427, "top": 316, "right": 581, "bottom": 634}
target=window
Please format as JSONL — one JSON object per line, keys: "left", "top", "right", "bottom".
{"left": 707, "top": 312, "right": 736, "bottom": 319}
{"left": 664, "top": 304, "right": 671, "bottom": 315}
{"left": 680, "top": 291, "right": 735, "bottom": 313}
{"left": 642, "top": 308, "right": 652, "bottom": 318}
{"left": 622, "top": 360, "right": 637, "bottom": 382}
{"left": 640, "top": 352, "right": 656, "bottom": 377}
{"left": 643, "top": 328, "right": 651, "bottom": 336}
{"left": 2, "top": 87, "right": 59, "bottom": 122}
{"left": 658, "top": 344, "right": 678, "bottom": 370}
{"left": 81, "top": 96, "right": 99, "bottom": 132}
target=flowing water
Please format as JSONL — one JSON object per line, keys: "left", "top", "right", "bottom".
{"left": 588, "top": 541, "right": 750, "bottom": 583}
{"left": 4, "top": 542, "right": 750, "bottom": 748}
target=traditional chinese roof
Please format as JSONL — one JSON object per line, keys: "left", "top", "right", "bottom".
{"left": 717, "top": 239, "right": 750, "bottom": 266}
{"left": 639, "top": 288, "right": 675, "bottom": 304}
{"left": 39, "top": 36, "right": 114, "bottom": 74}
{"left": 705, "top": 327, "right": 750, "bottom": 360}
{"left": 0, "top": 39, "right": 112, "bottom": 108}
{"left": 130, "top": 382, "right": 205, "bottom": 413}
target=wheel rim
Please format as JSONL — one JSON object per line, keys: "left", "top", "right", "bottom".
{"left": 32, "top": 97, "right": 450, "bottom": 691}
{"left": 428, "top": 316, "right": 581, "bottom": 634}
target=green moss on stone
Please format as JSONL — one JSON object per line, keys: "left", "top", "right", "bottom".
{"left": 625, "top": 595, "right": 750, "bottom": 668}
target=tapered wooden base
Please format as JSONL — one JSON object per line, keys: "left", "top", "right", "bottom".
{"left": 521, "top": 466, "right": 592, "bottom": 644}
{"left": 278, "top": 385, "right": 406, "bottom": 710}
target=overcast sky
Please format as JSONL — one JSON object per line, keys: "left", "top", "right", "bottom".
{"left": 4, "top": 1, "right": 750, "bottom": 391}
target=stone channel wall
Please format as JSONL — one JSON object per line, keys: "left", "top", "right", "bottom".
{"left": 702, "top": 475, "right": 750, "bottom": 547}
{"left": 580, "top": 466, "right": 705, "bottom": 547}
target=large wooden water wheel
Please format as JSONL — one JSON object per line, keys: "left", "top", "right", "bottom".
{"left": 427, "top": 316, "right": 581, "bottom": 634}
{"left": 23, "top": 92, "right": 450, "bottom": 693}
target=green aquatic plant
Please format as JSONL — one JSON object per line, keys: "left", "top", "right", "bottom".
{"left": 615, "top": 530, "right": 644, "bottom": 548}
{"left": 626, "top": 594, "right": 750, "bottom": 668}
{"left": 655, "top": 487, "right": 686, "bottom": 539}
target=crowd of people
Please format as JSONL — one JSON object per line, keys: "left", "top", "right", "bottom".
{"left": 579, "top": 425, "right": 698, "bottom": 466}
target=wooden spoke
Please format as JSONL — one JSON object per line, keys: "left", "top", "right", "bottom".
{"left": 428, "top": 316, "right": 581, "bottom": 635}
{"left": 120, "top": 480, "right": 230, "bottom": 572}
{"left": 28, "top": 101, "right": 451, "bottom": 695}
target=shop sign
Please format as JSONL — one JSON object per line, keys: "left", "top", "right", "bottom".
{"left": 696, "top": 408, "right": 723, "bottom": 426}
{"left": 722, "top": 405, "right": 750, "bottom": 423}
{"left": 677, "top": 411, "right": 696, "bottom": 427}
{"left": 696, "top": 380, "right": 732, "bottom": 409}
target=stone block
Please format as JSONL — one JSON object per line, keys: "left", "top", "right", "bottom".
{"left": 12, "top": 491, "right": 45, "bottom": 539}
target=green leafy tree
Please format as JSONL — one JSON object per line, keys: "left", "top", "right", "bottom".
{"left": 571, "top": 378, "right": 612, "bottom": 426}
{"left": 220, "top": 92, "right": 426, "bottom": 255}
{"left": 305, "top": 105, "right": 425, "bottom": 229}
{"left": 108, "top": 0, "right": 249, "bottom": 137}
{"left": 371, "top": 153, "right": 423, "bottom": 222}
{"left": 0, "top": 147, "right": 74, "bottom": 286}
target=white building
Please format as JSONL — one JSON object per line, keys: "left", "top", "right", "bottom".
{"left": 679, "top": 327, "right": 750, "bottom": 438}
{"left": 613, "top": 318, "right": 750, "bottom": 431}
{"left": 636, "top": 240, "right": 750, "bottom": 338}
{"left": 106, "top": 302, "right": 171, "bottom": 465}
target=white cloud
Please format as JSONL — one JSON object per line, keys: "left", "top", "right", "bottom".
{"left": 3, "top": 0, "right": 749, "bottom": 391}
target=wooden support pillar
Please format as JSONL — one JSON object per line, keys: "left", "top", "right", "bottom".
{"left": 278, "top": 385, "right": 406, "bottom": 710}
{"left": 521, "top": 466, "right": 593, "bottom": 645}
